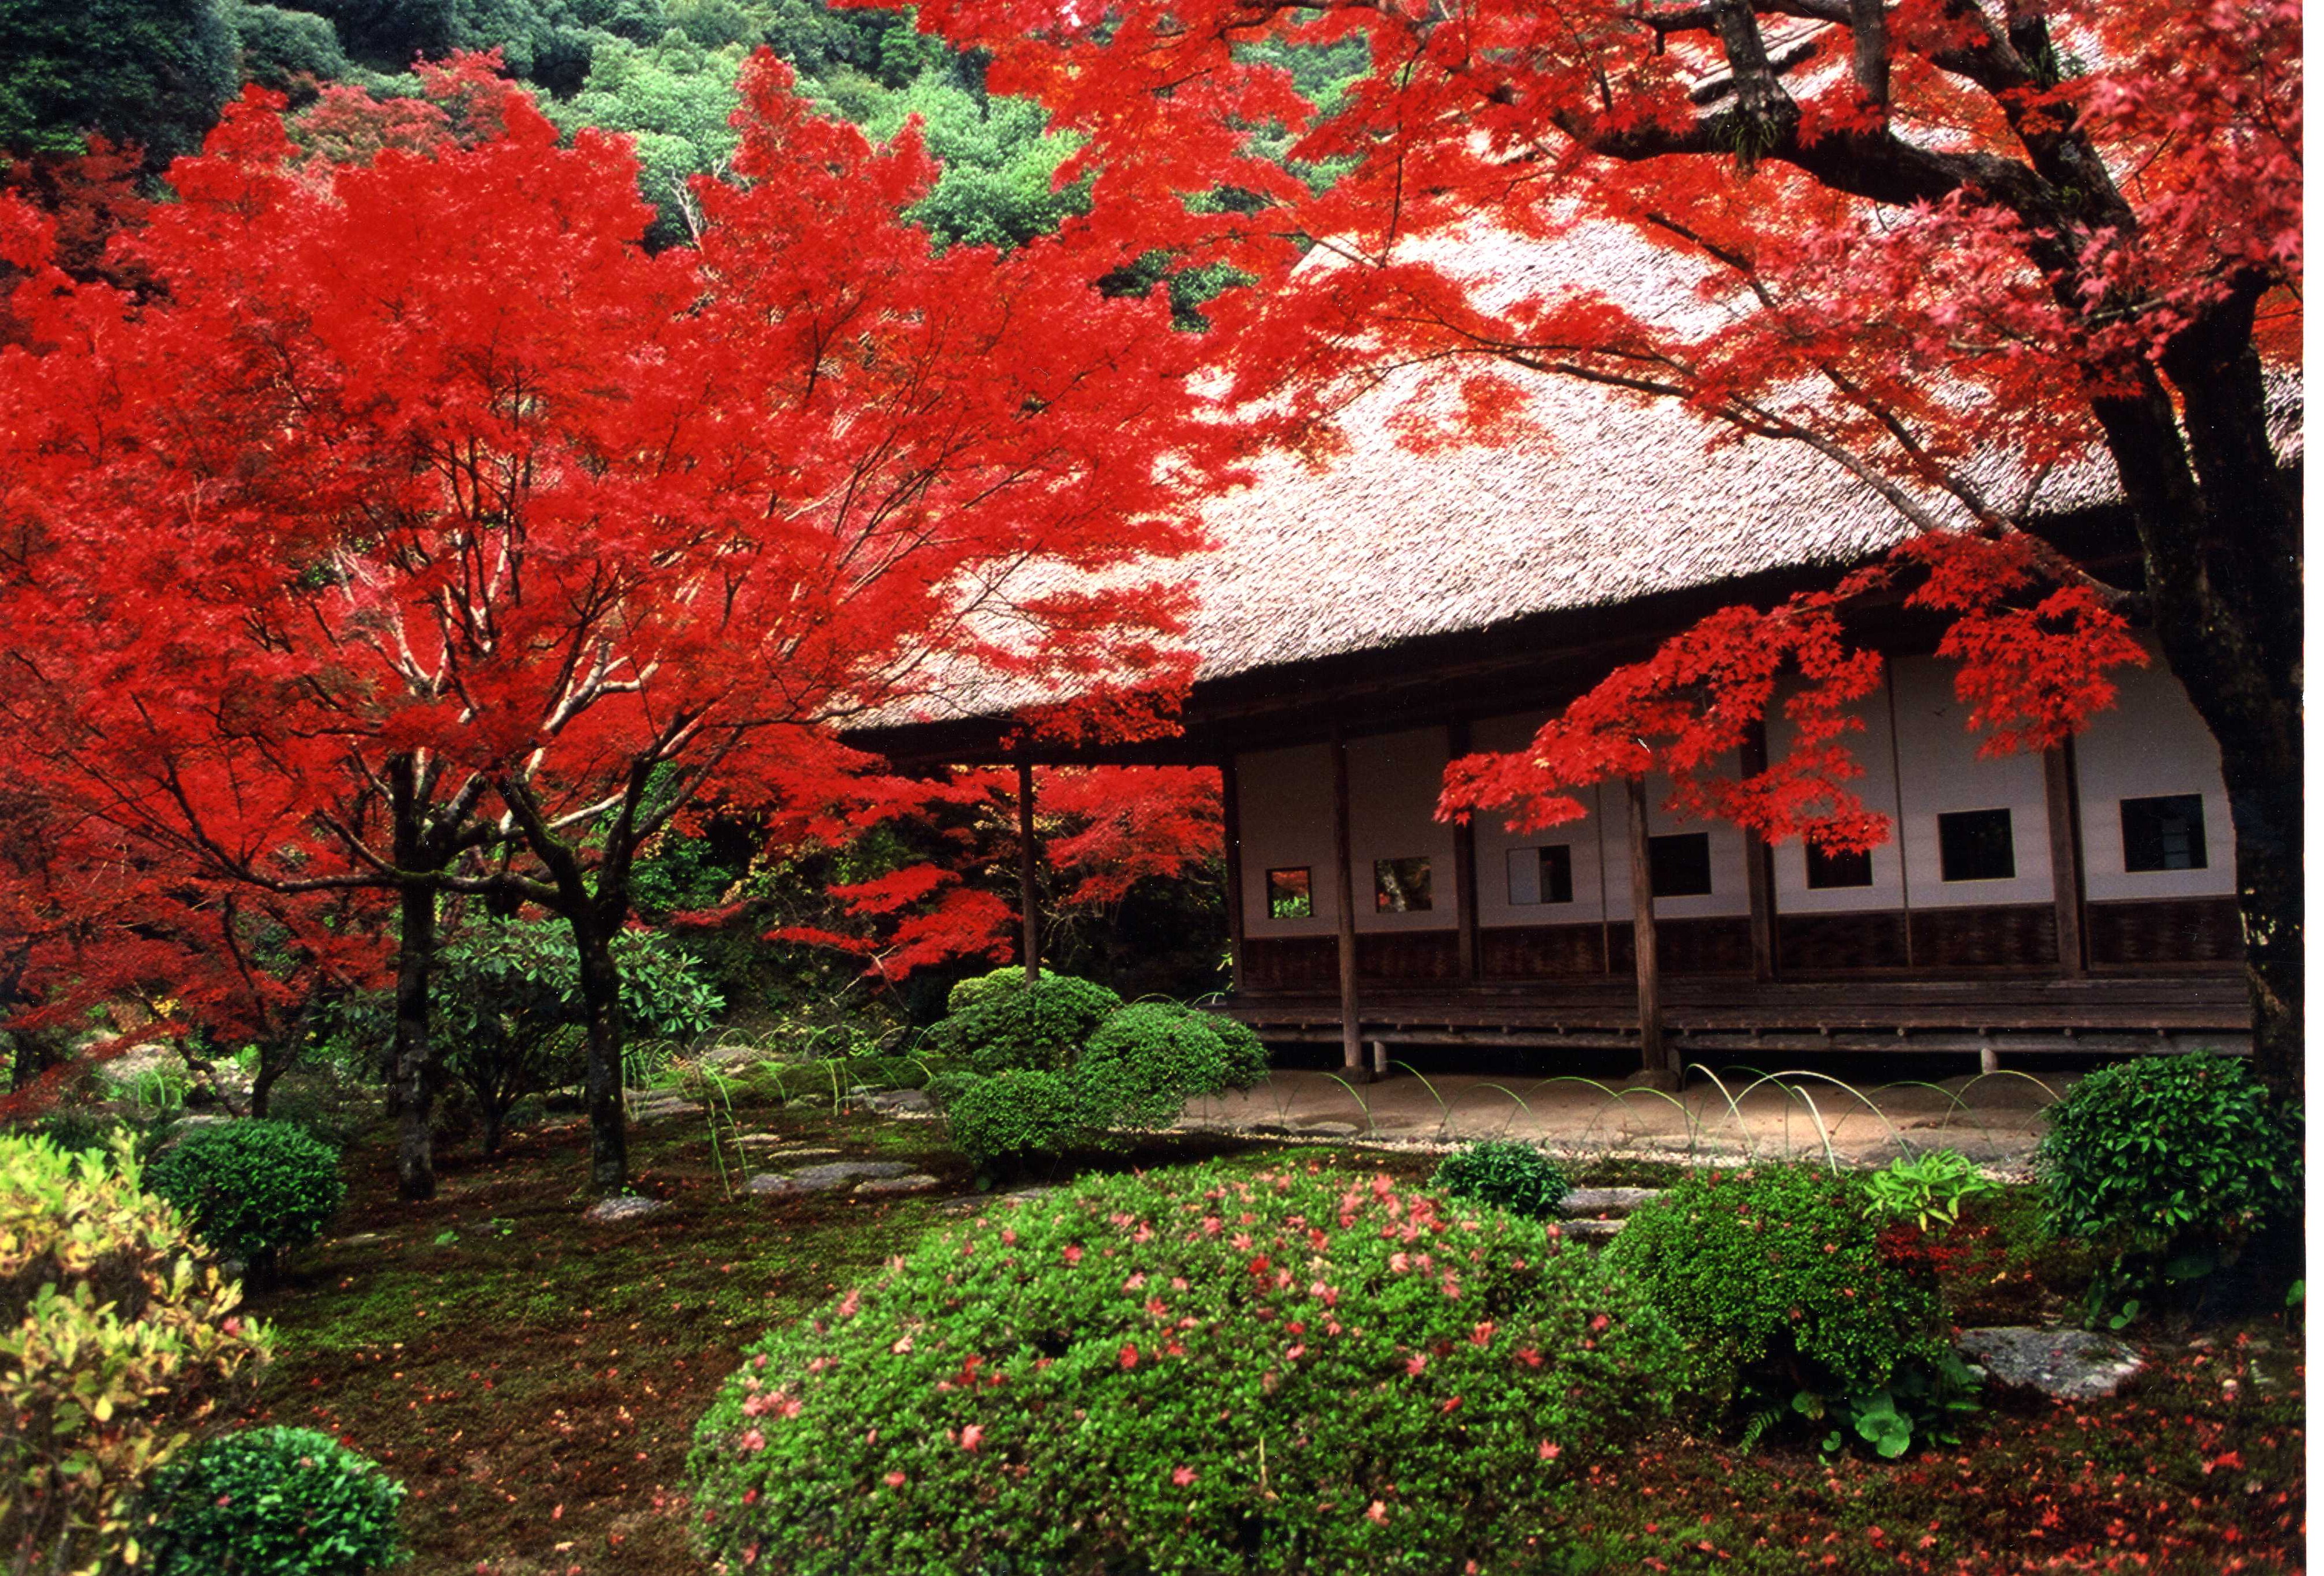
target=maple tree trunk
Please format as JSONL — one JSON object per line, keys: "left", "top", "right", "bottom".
{"left": 392, "top": 880, "right": 440, "bottom": 1202}
{"left": 572, "top": 914, "right": 630, "bottom": 1197}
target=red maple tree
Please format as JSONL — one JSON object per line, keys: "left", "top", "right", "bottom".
{"left": 0, "top": 54, "right": 1224, "bottom": 1192}
{"left": 894, "top": 0, "right": 2303, "bottom": 1090}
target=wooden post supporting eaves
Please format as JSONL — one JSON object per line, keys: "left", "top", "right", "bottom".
{"left": 1220, "top": 752, "right": 1246, "bottom": 994}
{"left": 1448, "top": 720, "right": 1480, "bottom": 981}
{"left": 1332, "top": 730, "right": 1367, "bottom": 1081}
{"left": 2043, "top": 739, "right": 2088, "bottom": 977}
{"left": 1017, "top": 751, "right": 1041, "bottom": 986}
{"left": 1741, "top": 720, "right": 1777, "bottom": 983}
{"left": 1625, "top": 773, "right": 1671, "bottom": 1083}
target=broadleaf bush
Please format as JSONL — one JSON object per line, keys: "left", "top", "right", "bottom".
{"left": 145, "top": 1120, "right": 344, "bottom": 1279}
{"left": 923, "top": 968, "right": 1122, "bottom": 1074}
{"left": 0, "top": 1135, "right": 271, "bottom": 1574}
{"left": 1073, "top": 1002, "right": 1233, "bottom": 1128}
{"left": 942, "top": 1069, "right": 1082, "bottom": 1171}
{"left": 133, "top": 1425, "right": 405, "bottom": 1575}
{"left": 2039, "top": 1053, "right": 2301, "bottom": 1304}
{"left": 1430, "top": 1140, "right": 1570, "bottom": 1219}
{"left": 1608, "top": 1164, "right": 1969, "bottom": 1457}
{"left": 688, "top": 1161, "right": 1678, "bottom": 1573}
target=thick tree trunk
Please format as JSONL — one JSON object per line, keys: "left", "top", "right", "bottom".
{"left": 572, "top": 915, "right": 629, "bottom": 1196}
{"left": 392, "top": 881, "right": 440, "bottom": 1201}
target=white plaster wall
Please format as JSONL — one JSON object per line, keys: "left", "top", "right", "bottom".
{"left": 1468, "top": 713, "right": 1610, "bottom": 927}
{"left": 1236, "top": 742, "right": 1337, "bottom": 937}
{"left": 1766, "top": 674, "right": 1908, "bottom": 914}
{"left": 1889, "top": 655, "right": 2054, "bottom": 908}
{"left": 2074, "top": 644, "right": 2237, "bottom": 902}
{"left": 1347, "top": 727, "right": 1460, "bottom": 933}
{"left": 1597, "top": 763, "right": 1753, "bottom": 921}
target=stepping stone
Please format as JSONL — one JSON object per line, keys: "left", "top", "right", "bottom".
{"left": 748, "top": 1159, "right": 916, "bottom": 1196}
{"left": 857, "top": 1088, "right": 935, "bottom": 1116}
{"left": 1956, "top": 1326, "right": 2146, "bottom": 1401}
{"left": 1559, "top": 1187, "right": 1663, "bottom": 1218}
{"left": 854, "top": 1173, "right": 941, "bottom": 1195}
{"left": 1552, "top": 1218, "right": 1626, "bottom": 1241}
{"left": 1296, "top": 1121, "right": 1360, "bottom": 1138}
{"left": 583, "top": 1195, "right": 670, "bottom": 1224}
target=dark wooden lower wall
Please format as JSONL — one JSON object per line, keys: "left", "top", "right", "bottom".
{"left": 1242, "top": 895, "right": 2242, "bottom": 988}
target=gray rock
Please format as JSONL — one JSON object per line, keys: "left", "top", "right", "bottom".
{"left": 1559, "top": 1187, "right": 1663, "bottom": 1217}
{"left": 1296, "top": 1121, "right": 1361, "bottom": 1137}
{"left": 583, "top": 1195, "right": 670, "bottom": 1224}
{"left": 1956, "top": 1326, "right": 2146, "bottom": 1401}
{"left": 748, "top": 1159, "right": 916, "bottom": 1196}
{"left": 858, "top": 1088, "right": 935, "bottom": 1117}
{"left": 854, "top": 1173, "right": 941, "bottom": 1195}
{"left": 1552, "top": 1218, "right": 1626, "bottom": 1241}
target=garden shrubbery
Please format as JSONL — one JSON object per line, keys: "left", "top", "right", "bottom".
{"left": 0, "top": 1134, "right": 272, "bottom": 1571}
{"left": 1074, "top": 1002, "right": 1235, "bottom": 1128}
{"left": 2040, "top": 1053, "right": 2301, "bottom": 1309}
{"left": 942, "top": 1069, "right": 1083, "bottom": 1171}
{"left": 146, "top": 1120, "right": 344, "bottom": 1280}
{"left": 1430, "top": 1140, "right": 1570, "bottom": 1219}
{"left": 923, "top": 967, "right": 1122, "bottom": 1074}
{"left": 689, "top": 1161, "right": 1678, "bottom": 1574}
{"left": 1609, "top": 1164, "right": 1969, "bottom": 1457}
{"left": 134, "top": 1426, "right": 406, "bottom": 1575}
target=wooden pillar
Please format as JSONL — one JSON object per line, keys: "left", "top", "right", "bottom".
{"left": 1017, "top": 751, "right": 1040, "bottom": 985}
{"left": 1220, "top": 752, "right": 1246, "bottom": 994}
{"left": 1625, "top": 774, "right": 1670, "bottom": 1082}
{"left": 1448, "top": 720, "right": 1480, "bottom": 981}
{"left": 1884, "top": 668, "right": 1916, "bottom": 968}
{"left": 2043, "top": 739, "right": 2088, "bottom": 977}
{"left": 1740, "top": 720, "right": 1777, "bottom": 982}
{"left": 1331, "top": 730, "right": 1367, "bottom": 1081}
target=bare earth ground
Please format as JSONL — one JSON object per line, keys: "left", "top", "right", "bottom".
{"left": 1179, "top": 1066, "right": 2067, "bottom": 1173}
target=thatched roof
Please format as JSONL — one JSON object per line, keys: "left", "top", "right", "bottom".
{"left": 866, "top": 220, "right": 2295, "bottom": 736}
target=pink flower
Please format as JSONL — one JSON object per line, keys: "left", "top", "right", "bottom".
{"left": 1000, "top": 1228, "right": 1017, "bottom": 1245}
{"left": 1589, "top": 1313, "right": 1611, "bottom": 1333}
{"left": 1365, "top": 1500, "right": 1389, "bottom": 1525}
{"left": 1538, "top": 1441, "right": 1562, "bottom": 1461}
{"left": 891, "top": 1335, "right": 914, "bottom": 1355}
{"left": 1231, "top": 1232, "right": 1253, "bottom": 1250}
{"left": 1389, "top": 1252, "right": 1411, "bottom": 1273}
{"left": 1441, "top": 1396, "right": 1462, "bottom": 1414}
{"left": 884, "top": 1471, "right": 906, "bottom": 1488}
{"left": 1123, "top": 1272, "right": 1147, "bottom": 1291}
{"left": 1404, "top": 1354, "right": 1428, "bottom": 1376}
{"left": 1470, "top": 1322, "right": 1495, "bottom": 1345}
{"left": 1120, "top": 1343, "right": 1141, "bottom": 1370}
{"left": 1062, "top": 1244, "right": 1084, "bottom": 1265}
{"left": 959, "top": 1424, "right": 985, "bottom": 1452}
{"left": 1172, "top": 1466, "right": 1197, "bottom": 1487}
{"left": 1286, "top": 1344, "right": 1307, "bottom": 1361}
{"left": 737, "top": 1428, "right": 765, "bottom": 1452}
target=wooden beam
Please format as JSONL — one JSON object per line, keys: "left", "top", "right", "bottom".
{"left": 2045, "top": 740, "right": 2088, "bottom": 977}
{"left": 1331, "top": 730, "right": 1367, "bottom": 1080}
{"left": 1448, "top": 720, "right": 1480, "bottom": 981}
{"left": 1625, "top": 774, "right": 1670, "bottom": 1082}
{"left": 1740, "top": 720, "right": 1777, "bottom": 982}
{"left": 1017, "top": 752, "right": 1040, "bottom": 985}
{"left": 1220, "top": 753, "right": 1246, "bottom": 995}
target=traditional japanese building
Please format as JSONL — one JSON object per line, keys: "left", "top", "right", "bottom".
{"left": 856, "top": 227, "right": 2271, "bottom": 1074}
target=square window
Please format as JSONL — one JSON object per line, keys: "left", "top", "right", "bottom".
{"left": 1373, "top": 856, "right": 1433, "bottom": 913}
{"left": 1805, "top": 842, "right": 1873, "bottom": 889}
{"left": 1265, "top": 867, "right": 1312, "bottom": 920}
{"left": 1937, "top": 809, "right": 2015, "bottom": 882}
{"left": 1647, "top": 832, "right": 1713, "bottom": 898}
{"left": 2121, "top": 794, "right": 2207, "bottom": 873}
{"left": 1506, "top": 844, "right": 1575, "bottom": 905}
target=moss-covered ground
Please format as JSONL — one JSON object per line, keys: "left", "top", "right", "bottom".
{"left": 236, "top": 1105, "right": 2303, "bottom": 1575}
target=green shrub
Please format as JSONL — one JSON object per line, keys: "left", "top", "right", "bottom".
{"left": 0, "top": 1135, "right": 271, "bottom": 1573}
{"left": 1207, "top": 1010, "right": 1271, "bottom": 1090}
{"left": 2040, "top": 1054, "right": 2301, "bottom": 1301}
{"left": 134, "top": 1425, "right": 404, "bottom": 1574}
{"left": 1074, "top": 1003, "right": 1234, "bottom": 1128}
{"left": 1430, "top": 1140, "right": 1570, "bottom": 1219}
{"left": 145, "top": 1121, "right": 343, "bottom": 1279}
{"left": 943, "top": 1069, "right": 1082, "bottom": 1170}
{"left": 1864, "top": 1149, "right": 1998, "bottom": 1233}
{"left": 1609, "top": 1164, "right": 1968, "bottom": 1457}
{"left": 924, "top": 969, "right": 1121, "bottom": 1074}
{"left": 688, "top": 1162, "right": 1679, "bottom": 1574}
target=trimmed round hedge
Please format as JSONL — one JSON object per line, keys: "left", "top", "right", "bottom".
{"left": 1430, "top": 1140, "right": 1570, "bottom": 1220}
{"left": 944, "top": 1069, "right": 1082, "bottom": 1170}
{"left": 925, "top": 970, "right": 1123, "bottom": 1075}
{"left": 1075, "top": 1003, "right": 1235, "bottom": 1128}
{"left": 145, "top": 1120, "right": 343, "bottom": 1276}
{"left": 138, "top": 1426, "right": 404, "bottom": 1575}
{"left": 2040, "top": 1053, "right": 2301, "bottom": 1276}
{"left": 689, "top": 1161, "right": 1679, "bottom": 1574}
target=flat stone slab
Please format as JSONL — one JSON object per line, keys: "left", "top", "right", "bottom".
{"left": 1957, "top": 1326, "right": 2146, "bottom": 1401}
{"left": 1296, "top": 1121, "right": 1361, "bottom": 1137}
{"left": 748, "top": 1159, "right": 916, "bottom": 1196}
{"left": 1559, "top": 1187, "right": 1663, "bottom": 1216}
{"left": 854, "top": 1173, "right": 942, "bottom": 1195}
{"left": 583, "top": 1196, "right": 670, "bottom": 1224}
{"left": 1552, "top": 1218, "right": 1626, "bottom": 1241}
{"left": 856, "top": 1088, "right": 935, "bottom": 1116}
